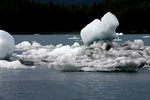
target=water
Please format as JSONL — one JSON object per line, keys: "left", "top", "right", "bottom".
{"left": 0, "top": 34, "right": 150, "bottom": 100}
{"left": 13, "top": 34, "right": 83, "bottom": 46}
{"left": 13, "top": 34, "right": 150, "bottom": 46}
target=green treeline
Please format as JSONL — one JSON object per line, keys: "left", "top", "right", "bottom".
{"left": 0, "top": 0, "right": 150, "bottom": 34}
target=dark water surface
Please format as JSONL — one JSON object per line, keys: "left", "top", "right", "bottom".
{"left": 1, "top": 67, "right": 150, "bottom": 100}
{"left": 0, "top": 34, "right": 149, "bottom": 100}
{"left": 13, "top": 34, "right": 150, "bottom": 46}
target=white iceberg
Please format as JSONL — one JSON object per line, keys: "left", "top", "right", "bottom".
{"left": 32, "top": 41, "right": 42, "bottom": 47}
{"left": 68, "top": 36, "right": 80, "bottom": 40}
{"left": 116, "top": 32, "right": 123, "bottom": 35}
{"left": 80, "top": 12, "right": 119, "bottom": 46}
{"left": 0, "top": 60, "right": 35, "bottom": 69}
{"left": 0, "top": 30, "right": 15, "bottom": 60}
{"left": 15, "top": 41, "right": 32, "bottom": 50}
{"left": 15, "top": 41, "right": 42, "bottom": 50}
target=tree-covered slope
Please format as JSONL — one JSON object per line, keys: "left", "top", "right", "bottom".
{"left": 0, "top": 0, "right": 149, "bottom": 34}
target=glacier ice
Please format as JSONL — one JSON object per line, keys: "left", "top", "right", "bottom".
{"left": 80, "top": 12, "right": 119, "bottom": 46}
{"left": 0, "top": 30, "right": 15, "bottom": 60}
{"left": 13, "top": 39, "right": 150, "bottom": 72}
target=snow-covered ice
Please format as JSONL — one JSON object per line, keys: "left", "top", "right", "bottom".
{"left": 80, "top": 12, "right": 119, "bottom": 46}
{"left": 0, "top": 30, "right": 15, "bottom": 60}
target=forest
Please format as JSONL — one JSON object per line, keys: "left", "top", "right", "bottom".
{"left": 0, "top": 0, "right": 150, "bottom": 34}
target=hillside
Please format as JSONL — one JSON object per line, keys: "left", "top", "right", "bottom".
{"left": 0, "top": 0, "right": 149, "bottom": 34}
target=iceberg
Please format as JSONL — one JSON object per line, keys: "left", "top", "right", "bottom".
{"left": 15, "top": 41, "right": 32, "bottom": 50}
{"left": 0, "top": 30, "right": 15, "bottom": 60}
{"left": 14, "top": 39, "right": 150, "bottom": 72}
{"left": 0, "top": 60, "right": 35, "bottom": 69}
{"left": 81, "top": 12, "right": 119, "bottom": 46}
{"left": 68, "top": 36, "right": 80, "bottom": 40}
{"left": 116, "top": 32, "right": 123, "bottom": 35}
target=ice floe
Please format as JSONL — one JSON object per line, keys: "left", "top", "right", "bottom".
{"left": 13, "top": 39, "right": 150, "bottom": 72}
{"left": 68, "top": 36, "right": 80, "bottom": 40}
{"left": 0, "top": 60, "right": 35, "bottom": 69}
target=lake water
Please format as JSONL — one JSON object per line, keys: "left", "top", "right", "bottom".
{"left": 0, "top": 34, "right": 150, "bottom": 100}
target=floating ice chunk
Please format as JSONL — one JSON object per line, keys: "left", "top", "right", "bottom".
{"left": 81, "top": 12, "right": 119, "bottom": 45}
{"left": 32, "top": 41, "right": 41, "bottom": 47}
{"left": 0, "top": 30, "right": 15, "bottom": 60}
{"left": 34, "top": 34, "right": 40, "bottom": 35}
{"left": 48, "top": 45, "right": 85, "bottom": 60}
{"left": 19, "top": 48, "right": 49, "bottom": 61}
{"left": 134, "top": 39, "right": 144, "bottom": 46}
{"left": 68, "top": 36, "right": 80, "bottom": 40}
{"left": 101, "top": 12, "right": 119, "bottom": 33}
{"left": 15, "top": 41, "right": 31, "bottom": 50}
{"left": 116, "top": 32, "right": 123, "bottom": 35}
{"left": 56, "top": 44, "right": 63, "bottom": 48}
{"left": 72, "top": 42, "right": 80, "bottom": 47}
{"left": 130, "top": 39, "right": 144, "bottom": 50}
{"left": 0, "top": 60, "right": 35, "bottom": 69}
{"left": 142, "top": 36, "right": 150, "bottom": 38}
